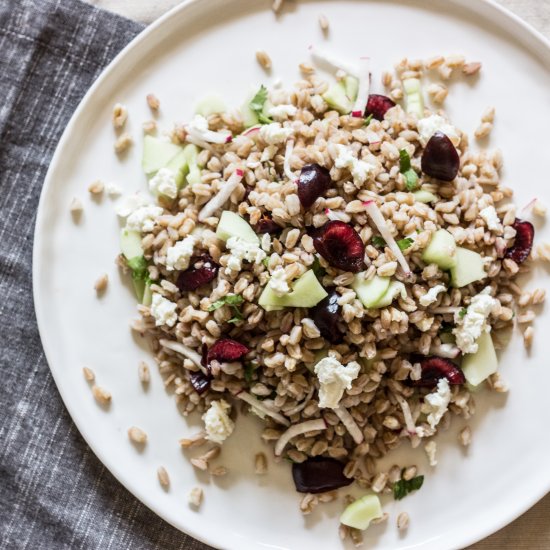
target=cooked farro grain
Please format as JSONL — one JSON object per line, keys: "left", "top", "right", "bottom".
{"left": 128, "top": 426, "right": 147, "bottom": 444}
{"left": 157, "top": 466, "right": 170, "bottom": 489}
{"left": 425, "top": 441, "right": 437, "bottom": 466}
{"left": 142, "top": 120, "right": 157, "bottom": 134}
{"left": 475, "top": 122, "right": 493, "bottom": 139}
{"left": 88, "top": 180, "right": 104, "bottom": 195}
{"left": 255, "top": 452, "right": 268, "bottom": 474}
{"left": 92, "top": 385, "right": 111, "bottom": 405}
{"left": 112, "top": 103, "right": 127, "bottom": 130}
{"left": 70, "top": 197, "right": 83, "bottom": 214}
{"left": 210, "top": 466, "right": 228, "bottom": 476}
{"left": 459, "top": 426, "right": 472, "bottom": 447}
{"left": 82, "top": 366, "right": 95, "bottom": 382}
{"left": 114, "top": 133, "right": 133, "bottom": 154}
{"left": 397, "top": 512, "right": 410, "bottom": 530}
{"left": 523, "top": 326, "right": 534, "bottom": 348}
{"left": 146, "top": 94, "right": 160, "bottom": 111}
{"left": 533, "top": 199, "right": 547, "bottom": 217}
{"left": 256, "top": 50, "right": 272, "bottom": 70}
{"left": 94, "top": 274, "right": 108, "bottom": 293}
{"left": 462, "top": 61, "right": 482, "bottom": 76}
{"left": 318, "top": 14, "right": 329, "bottom": 32}
{"left": 138, "top": 361, "right": 151, "bottom": 384}
{"left": 188, "top": 486, "right": 203, "bottom": 508}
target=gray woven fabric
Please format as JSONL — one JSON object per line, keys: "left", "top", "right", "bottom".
{"left": 0, "top": 1, "right": 211, "bottom": 548}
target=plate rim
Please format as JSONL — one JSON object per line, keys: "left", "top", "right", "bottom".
{"left": 32, "top": 1, "right": 550, "bottom": 548}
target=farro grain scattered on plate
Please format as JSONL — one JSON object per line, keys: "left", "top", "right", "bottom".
{"left": 94, "top": 274, "right": 108, "bottom": 293}
{"left": 142, "top": 120, "right": 157, "bottom": 134}
{"left": 112, "top": 103, "right": 128, "bottom": 130}
{"left": 88, "top": 180, "right": 104, "bottom": 195}
{"left": 70, "top": 197, "right": 83, "bottom": 214}
{"left": 254, "top": 452, "right": 268, "bottom": 475}
{"left": 82, "top": 366, "right": 95, "bottom": 382}
{"left": 114, "top": 133, "right": 133, "bottom": 154}
{"left": 397, "top": 511, "right": 410, "bottom": 530}
{"left": 92, "top": 385, "right": 111, "bottom": 405}
{"left": 146, "top": 93, "right": 160, "bottom": 111}
{"left": 318, "top": 14, "right": 329, "bottom": 32}
{"left": 255, "top": 50, "right": 272, "bottom": 70}
{"left": 157, "top": 466, "right": 170, "bottom": 488}
{"left": 188, "top": 486, "right": 203, "bottom": 508}
{"left": 138, "top": 361, "right": 150, "bottom": 384}
{"left": 128, "top": 426, "right": 147, "bottom": 444}
{"left": 459, "top": 425, "right": 472, "bottom": 446}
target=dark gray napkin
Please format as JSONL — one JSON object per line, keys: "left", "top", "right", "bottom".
{"left": 0, "top": 1, "right": 212, "bottom": 548}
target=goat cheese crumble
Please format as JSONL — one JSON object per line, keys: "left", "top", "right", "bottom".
{"left": 149, "top": 167, "right": 178, "bottom": 199}
{"left": 419, "top": 284, "right": 447, "bottom": 307}
{"left": 268, "top": 104, "right": 298, "bottom": 120}
{"left": 225, "top": 236, "right": 266, "bottom": 273}
{"left": 126, "top": 205, "right": 163, "bottom": 233}
{"left": 166, "top": 235, "right": 196, "bottom": 271}
{"left": 202, "top": 400, "right": 234, "bottom": 444}
{"left": 268, "top": 266, "right": 290, "bottom": 297}
{"left": 417, "top": 115, "right": 460, "bottom": 147}
{"left": 314, "top": 356, "right": 361, "bottom": 409}
{"left": 115, "top": 192, "right": 151, "bottom": 218}
{"left": 453, "top": 287, "right": 499, "bottom": 354}
{"left": 421, "top": 378, "right": 451, "bottom": 430}
{"left": 334, "top": 144, "right": 374, "bottom": 184}
{"left": 480, "top": 205, "right": 501, "bottom": 231}
{"left": 259, "top": 122, "right": 294, "bottom": 145}
{"left": 150, "top": 293, "right": 178, "bottom": 327}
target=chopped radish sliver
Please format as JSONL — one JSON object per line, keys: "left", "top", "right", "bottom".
{"left": 283, "top": 387, "right": 315, "bottom": 417}
{"left": 521, "top": 197, "right": 537, "bottom": 213}
{"left": 431, "top": 306, "right": 461, "bottom": 315}
{"left": 363, "top": 200, "right": 411, "bottom": 276}
{"left": 242, "top": 125, "right": 261, "bottom": 137}
{"left": 159, "top": 339, "right": 207, "bottom": 374}
{"left": 334, "top": 406, "right": 364, "bottom": 444}
{"left": 237, "top": 391, "right": 290, "bottom": 427}
{"left": 351, "top": 57, "right": 370, "bottom": 118}
{"left": 428, "top": 343, "right": 460, "bottom": 359}
{"left": 394, "top": 393, "right": 417, "bottom": 436}
{"left": 284, "top": 140, "right": 297, "bottom": 181}
{"left": 185, "top": 134, "right": 215, "bottom": 152}
{"left": 185, "top": 114, "right": 232, "bottom": 145}
{"left": 274, "top": 418, "right": 327, "bottom": 456}
{"left": 310, "top": 45, "right": 359, "bottom": 77}
{"left": 198, "top": 169, "right": 244, "bottom": 221}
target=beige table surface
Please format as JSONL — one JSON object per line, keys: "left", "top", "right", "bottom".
{"left": 83, "top": 0, "right": 550, "bottom": 547}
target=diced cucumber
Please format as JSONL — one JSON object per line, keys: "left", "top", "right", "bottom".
{"left": 422, "top": 229, "right": 457, "bottom": 270}
{"left": 375, "top": 280, "right": 407, "bottom": 308}
{"left": 322, "top": 81, "right": 353, "bottom": 114}
{"left": 413, "top": 189, "right": 438, "bottom": 203}
{"left": 344, "top": 76, "right": 359, "bottom": 102}
{"left": 352, "top": 274, "right": 391, "bottom": 308}
{"left": 340, "top": 494, "right": 382, "bottom": 530}
{"left": 141, "top": 135, "right": 183, "bottom": 175}
{"left": 262, "top": 99, "right": 274, "bottom": 120}
{"left": 164, "top": 150, "right": 189, "bottom": 188}
{"left": 142, "top": 280, "right": 152, "bottom": 306}
{"left": 195, "top": 94, "right": 226, "bottom": 117}
{"left": 215, "top": 211, "right": 259, "bottom": 244}
{"left": 461, "top": 331, "right": 498, "bottom": 386}
{"left": 186, "top": 164, "right": 202, "bottom": 185}
{"left": 450, "top": 247, "right": 486, "bottom": 288}
{"left": 403, "top": 78, "right": 424, "bottom": 117}
{"left": 132, "top": 278, "right": 146, "bottom": 303}
{"left": 120, "top": 228, "right": 143, "bottom": 260}
{"left": 241, "top": 91, "right": 260, "bottom": 128}
{"left": 258, "top": 270, "right": 328, "bottom": 310}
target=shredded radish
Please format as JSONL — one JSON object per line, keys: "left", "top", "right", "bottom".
{"left": 237, "top": 391, "right": 290, "bottom": 427}
{"left": 310, "top": 45, "right": 359, "bottom": 77}
{"left": 185, "top": 114, "right": 232, "bottom": 145}
{"left": 284, "top": 140, "right": 296, "bottom": 181}
{"left": 363, "top": 200, "right": 411, "bottom": 276}
{"left": 283, "top": 387, "right": 315, "bottom": 417}
{"left": 159, "top": 339, "right": 206, "bottom": 374}
{"left": 198, "top": 169, "right": 244, "bottom": 221}
{"left": 521, "top": 197, "right": 537, "bottom": 213}
{"left": 429, "top": 343, "right": 460, "bottom": 359}
{"left": 431, "top": 306, "right": 461, "bottom": 315}
{"left": 394, "top": 393, "right": 417, "bottom": 436}
{"left": 325, "top": 208, "right": 350, "bottom": 222}
{"left": 242, "top": 125, "right": 261, "bottom": 137}
{"left": 184, "top": 133, "right": 215, "bottom": 152}
{"left": 351, "top": 57, "right": 371, "bottom": 117}
{"left": 334, "top": 406, "right": 364, "bottom": 444}
{"left": 274, "top": 418, "right": 327, "bottom": 456}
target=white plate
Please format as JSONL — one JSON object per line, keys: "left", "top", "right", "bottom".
{"left": 33, "top": 1, "right": 550, "bottom": 549}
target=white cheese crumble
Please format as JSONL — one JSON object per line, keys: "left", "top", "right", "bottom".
{"left": 334, "top": 144, "right": 374, "bottom": 185}
{"left": 268, "top": 266, "right": 290, "bottom": 297}
{"left": 150, "top": 293, "right": 178, "bottom": 327}
{"left": 259, "top": 122, "right": 294, "bottom": 145}
{"left": 419, "top": 284, "right": 447, "bottom": 307}
{"left": 225, "top": 236, "right": 266, "bottom": 273}
{"left": 188, "top": 114, "right": 209, "bottom": 133}
{"left": 126, "top": 205, "right": 163, "bottom": 233}
{"left": 106, "top": 182, "right": 122, "bottom": 197}
{"left": 166, "top": 235, "right": 196, "bottom": 271}
{"left": 115, "top": 192, "right": 151, "bottom": 218}
{"left": 425, "top": 440, "right": 438, "bottom": 467}
{"left": 421, "top": 378, "right": 451, "bottom": 430}
{"left": 149, "top": 167, "right": 178, "bottom": 199}
{"left": 261, "top": 233, "right": 272, "bottom": 253}
{"left": 202, "top": 400, "right": 234, "bottom": 444}
{"left": 480, "top": 205, "right": 501, "bottom": 231}
{"left": 453, "top": 287, "right": 499, "bottom": 354}
{"left": 314, "top": 356, "right": 361, "bottom": 409}
{"left": 268, "top": 104, "right": 298, "bottom": 120}
{"left": 417, "top": 115, "right": 460, "bottom": 147}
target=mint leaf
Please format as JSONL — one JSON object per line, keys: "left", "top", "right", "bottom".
{"left": 249, "top": 85, "right": 273, "bottom": 124}
{"left": 404, "top": 169, "right": 419, "bottom": 191}
{"left": 397, "top": 237, "right": 414, "bottom": 251}
{"left": 393, "top": 475, "right": 424, "bottom": 500}
{"left": 208, "top": 294, "right": 244, "bottom": 312}
{"left": 458, "top": 307, "right": 468, "bottom": 318}
{"left": 312, "top": 257, "right": 326, "bottom": 278}
{"left": 372, "top": 236, "right": 386, "bottom": 248}
{"left": 399, "top": 149, "right": 411, "bottom": 173}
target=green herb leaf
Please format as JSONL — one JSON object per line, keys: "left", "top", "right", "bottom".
{"left": 243, "top": 364, "right": 255, "bottom": 384}
{"left": 393, "top": 475, "right": 424, "bottom": 500}
{"left": 208, "top": 294, "right": 244, "bottom": 312}
{"left": 397, "top": 237, "right": 414, "bottom": 251}
{"left": 399, "top": 149, "right": 411, "bottom": 173}
{"left": 363, "top": 113, "right": 373, "bottom": 126}
{"left": 458, "top": 307, "right": 468, "bottom": 318}
{"left": 404, "top": 169, "right": 419, "bottom": 191}
{"left": 262, "top": 257, "right": 270, "bottom": 268}
{"left": 249, "top": 85, "right": 273, "bottom": 125}
{"left": 312, "top": 257, "right": 326, "bottom": 278}
{"left": 127, "top": 256, "right": 149, "bottom": 281}
{"left": 372, "top": 236, "right": 387, "bottom": 248}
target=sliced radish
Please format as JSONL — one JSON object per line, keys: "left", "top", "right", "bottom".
{"left": 242, "top": 125, "right": 261, "bottom": 137}
{"left": 198, "top": 169, "right": 244, "bottom": 221}
{"left": 237, "top": 391, "right": 290, "bottom": 427}
{"left": 394, "top": 393, "right": 417, "bottom": 436}
{"left": 159, "top": 338, "right": 206, "bottom": 374}
{"left": 351, "top": 57, "right": 371, "bottom": 117}
{"left": 363, "top": 200, "right": 411, "bottom": 276}
{"left": 284, "top": 139, "right": 297, "bottom": 181}
{"left": 274, "top": 418, "right": 327, "bottom": 456}
{"left": 184, "top": 133, "right": 215, "bottom": 152}
{"left": 334, "top": 406, "right": 364, "bottom": 444}
{"left": 283, "top": 387, "right": 315, "bottom": 417}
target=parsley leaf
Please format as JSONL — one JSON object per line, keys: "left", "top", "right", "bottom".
{"left": 363, "top": 113, "right": 373, "bottom": 126}
{"left": 397, "top": 237, "right": 414, "bottom": 251}
{"left": 458, "top": 307, "right": 468, "bottom": 318}
{"left": 399, "top": 149, "right": 419, "bottom": 191}
{"left": 372, "top": 236, "right": 386, "bottom": 248}
{"left": 393, "top": 475, "right": 424, "bottom": 500}
{"left": 399, "top": 149, "right": 412, "bottom": 172}
{"left": 249, "top": 85, "right": 273, "bottom": 125}
{"left": 127, "top": 256, "right": 149, "bottom": 282}
{"left": 208, "top": 295, "right": 244, "bottom": 311}
{"left": 312, "top": 257, "right": 326, "bottom": 278}
{"left": 262, "top": 257, "right": 270, "bottom": 268}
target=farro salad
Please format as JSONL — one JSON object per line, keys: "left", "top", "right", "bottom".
{"left": 113, "top": 49, "right": 541, "bottom": 541}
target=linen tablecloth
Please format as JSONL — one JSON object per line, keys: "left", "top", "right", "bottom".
{"left": 0, "top": 0, "right": 548, "bottom": 549}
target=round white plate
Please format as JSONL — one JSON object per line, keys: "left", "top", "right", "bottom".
{"left": 34, "top": 1, "right": 550, "bottom": 549}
